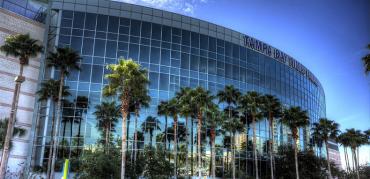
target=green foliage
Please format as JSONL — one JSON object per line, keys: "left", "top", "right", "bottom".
{"left": 281, "top": 106, "right": 309, "bottom": 140}
{"left": 46, "top": 47, "right": 81, "bottom": 76}
{"left": 0, "top": 34, "right": 43, "bottom": 64}
{"left": 37, "top": 79, "right": 70, "bottom": 102}
{"left": 362, "top": 44, "right": 370, "bottom": 74}
{"left": 142, "top": 146, "right": 174, "bottom": 179}
{"left": 0, "top": 118, "right": 26, "bottom": 150}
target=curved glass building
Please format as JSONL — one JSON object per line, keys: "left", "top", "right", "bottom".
{"left": 0, "top": 0, "right": 326, "bottom": 177}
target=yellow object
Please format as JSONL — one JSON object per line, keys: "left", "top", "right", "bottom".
{"left": 62, "top": 159, "right": 69, "bottom": 179}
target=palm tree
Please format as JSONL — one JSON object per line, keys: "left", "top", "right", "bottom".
{"left": 141, "top": 116, "right": 161, "bottom": 147}
{"left": 311, "top": 118, "right": 340, "bottom": 179}
{"left": 0, "top": 34, "right": 43, "bottom": 177}
{"left": 176, "top": 87, "right": 193, "bottom": 175}
{"left": 205, "top": 105, "right": 222, "bottom": 178}
{"left": 103, "top": 59, "right": 149, "bottom": 178}
{"left": 239, "top": 91, "right": 263, "bottom": 179}
{"left": 261, "top": 94, "right": 282, "bottom": 179}
{"left": 362, "top": 44, "right": 370, "bottom": 75}
{"left": 131, "top": 87, "right": 150, "bottom": 162}
{"left": 74, "top": 96, "right": 89, "bottom": 155}
{"left": 281, "top": 106, "right": 309, "bottom": 179}
{"left": 0, "top": 118, "right": 26, "bottom": 150}
{"left": 312, "top": 125, "right": 324, "bottom": 156}
{"left": 93, "top": 101, "right": 120, "bottom": 153}
{"left": 158, "top": 101, "right": 170, "bottom": 152}
{"left": 217, "top": 85, "right": 241, "bottom": 179}
{"left": 345, "top": 128, "right": 366, "bottom": 179}
{"left": 189, "top": 87, "right": 215, "bottom": 178}
{"left": 222, "top": 110, "right": 244, "bottom": 179}
{"left": 36, "top": 79, "right": 70, "bottom": 177}
{"left": 47, "top": 47, "right": 81, "bottom": 177}
{"left": 338, "top": 133, "right": 351, "bottom": 173}
{"left": 167, "top": 98, "right": 180, "bottom": 178}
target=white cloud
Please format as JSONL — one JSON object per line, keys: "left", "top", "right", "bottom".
{"left": 113, "top": 0, "right": 208, "bottom": 15}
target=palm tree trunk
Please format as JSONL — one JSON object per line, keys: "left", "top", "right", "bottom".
{"left": 69, "top": 120, "right": 73, "bottom": 157}
{"left": 232, "top": 132, "right": 236, "bottom": 179}
{"left": 107, "top": 123, "right": 111, "bottom": 154}
{"left": 50, "top": 72, "right": 66, "bottom": 179}
{"left": 61, "top": 121, "right": 67, "bottom": 157}
{"left": 293, "top": 136, "right": 299, "bottom": 179}
{"left": 269, "top": 113, "right": 274, "bottom": 179}
{"left": 133, "top": 108, "right": 139, "bottom": 163}
{"left": 191, "top": 118, "right": 194, "bottom": 176}
{"left": 77, "top": 116, "right": 82, "bottom": 155}
{"left": 211, "top": 128, "right": 216, "bottom": 178}
{"left": 185, "top": 117, "right": 189, "bottom": 176}
{"left": 197, "top": 111, "right": 202, "bottom": 178}
{"left": 325, "top": 140, "right": 332, "bottom": 179}
{"left": 174, "top": 118, "right": 178, "bottom": 179}
{"left": 0, "top": 64, "right": 25, "bottom": 178}
{"left": 120, "top": 93, "right": 130, "bottom": 179}
{"left": 356, "top": 147, "right": 360, "bottom": 172}
{"left": 105, "top": 127, "right": 109, "bottom": 153}
{"left": 352, "top": 148, "right": 360, "bottom": 179}
{"left": 252, "top": 116, "right": 259, "bottom": 179}
{"left": 345, "top": 147, "right": 350, "bottom": 173}
{"left": 245, "top": 118, "right": 248, "bottom": 177}
{"left": 46, "top": 101, "right": 56, "bottom": 179}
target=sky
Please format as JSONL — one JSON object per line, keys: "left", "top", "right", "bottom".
{"left": 115, "top": 0, "right": 370, "bottom": 167}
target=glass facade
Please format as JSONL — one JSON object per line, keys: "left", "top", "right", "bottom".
{"left": 0, "top": 0, "right": 47, "bottom": 22}
{"left": 33, "top": 2, "right": 326, "bottom": 176}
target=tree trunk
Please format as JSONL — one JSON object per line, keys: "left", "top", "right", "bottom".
{"left": 105, "top": 126, "right": 109, "bottom": 153}
{"left": 325, "top": 140, "right": 332, "bottom": 179}
{"left": 50, "top": 72, "right": 66, "bottom": 179}
{"left": 61, "top": 121, "right": 67, "bottom": 157}
{"left": 120, "top": 93, "right": 130, "bottom": 179}
{"left": 232, "top": 132, "right": 236, "bottom": 179}
{"left": 46, "top": 101, "right": 56, "bottom": 179}
{"left": 191, "top": 119, "right": 194, "bottom": 176}
{"left": 0, "top": 64, "right": 25, "bottom": 178}
{"left": 245, "top": 116, "right": 249, "bottom": 177}
{"left": 211, "top": 128, "right": 216, "bottom": 178}
{"left": 185, "top": 117, "right": 189, "bottom": 176}
{"left": 77, "top": 115, "right": 82, "bottom": 155}
{"left": 197, "top": 111, "right": 202, "bottom": 178}
{"left": 252, "top": 115, "right": 259, "bottom": 179}
{"left": 269, "top": 113, "right": 274, "bottom": 179}
{"left": 69, "top": 120, "right": 73, "bottom": 157}
{"left": 174, "top": 117, "right": 178, "bottom": 179}
{"left": 293, "top": 135, "right": 300, "bottom": 179}
{"left": 133, "top": 108, "right": 139, "bottom": 163}
{"left": 165, "top": 116, "right": 169, "bottom": 159}
{"left": 353, "top": 148, "right": 360, "bottom": 179}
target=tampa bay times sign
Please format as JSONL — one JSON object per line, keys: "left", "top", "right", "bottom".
{"left": 243, "top": 35, "right": 319, "bottom": 86}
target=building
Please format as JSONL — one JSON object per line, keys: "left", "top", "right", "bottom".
{"left": 0, "top": 0, "right": 326, "bottom": 177}
{"left": 327, "top": 139, "right": 342, "bottom": 169}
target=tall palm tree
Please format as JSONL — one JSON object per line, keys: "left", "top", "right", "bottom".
{"left": 0, "top": 118, "right": 26, "bottom": 150}
{"left": 240, "top": 91, "right": 263, "bottom": 179}
{"left": 217, "top": 85, "right": 241, "bottom": 179}
{"left": 176, "top": 87, "right": 193, "bottom": 175}
{"left": 167, "top": 98, "right": 180, "bottom": 178}
{"left": 345, "top": 128, "right": 366, "bottom": 179}
{"left": 141, "top": 116, "right": 161, "bottom": 147}
{"left": 312, "top": 125, "right": 324, "bottom": 156}
{"left": 158, "top": 101, "right": 170, "bottom": 152}
{"left": 74, "top": 96, "right": 89, "bottom": 155}
{"left": 131, "top": 87, "right": 150, "bottom": 162}
{"left": 205, "top": 105, "right": 222, "bottom": 178}
{"left": 261, "top": 94, "right": 282, "bottom": 179}
{"left": 36, "top": 79, "right": 70, "bottom": 177}
{"left": 103, "top": 59, "right": 149, "bottom": 178}
{"left": 362, "top": 44, "right": 370, "bottom": 75}
{"left": 0, "top": 34, "right": 43, "bottom": 177}
{"left": 222, "top": 110, "right": 244, "bottom": 179}
{"left": 189, "top": 87, "right": 215, "bottom": 178}
{"left": 93, "top": 101, "right": 120, "bottom": 153}
{"left": 311, "top": 118, "right": 340, "bottom": 179}
{"left": 338, "top": 133, "right": 351, "bottom": 173}
{"left": 46, "top": 47, "right": 81, "bottom": 178}
{"left": 281, "top": 106, "right": 309, "bottom": 179}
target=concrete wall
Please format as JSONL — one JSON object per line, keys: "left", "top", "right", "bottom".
{"left": 0, "top": 8, "right": 45, "bottom": 177}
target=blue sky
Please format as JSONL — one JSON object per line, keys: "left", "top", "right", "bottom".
{"left": 115, "top": 0, "right": 370, "bottom": 166}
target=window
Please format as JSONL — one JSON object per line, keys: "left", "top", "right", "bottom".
{"left": 73, "top": 12, "right": 85, "bottom": 29}
{"left": 161, "top": 49, "right": 170, "bottom": 66}
{"left": 152, "top": 24, "right": 161, "bottom": 40}
{"left": 208, "top": 59, "right": 216, "bottom": 75}
{"left": 150, "top": 47, "right": 160, "bottom": 64}
{"left": 181, "top": 53, "right": 189, "bottom": 69}
{"left": 190, "top": 55, "right": 199, "bottom": 71}
{"left": 149, "top": 72, "right": 159, "bottom": 89}
{"left": 141, "top": 22, "right": 151, "bottom": 38}
{"left": 162, "top": 26, "right": 171, "bottom": 42}
{"left": 191, "top": 32, "right": 199, "bottom": 48}
{"left": 199, "top": 57, "right": 207, "bottom": 73}
{"left": 128, "top": 44, "right": 139, "bottom": 60}
{"left": 85, "top": 13, "right": 96, "bottom": 30}
{"left": 91, "top": 65, "right": 103, "bottom": 83}
{"left": 225, "top": 42, "right": 232, "bottom": 57}
{"left": 79, "top": 64, "right": 91, "bottom": 82}
{"left": 209, "top": 37, "right": 216, "bottom": 52}
{"left": 96, "top": 15, "right": 108, "bottom": 31}
{"left": 159, "top": 73, "right": 169, "bottom": 90}
{"left": 139, "top": 45, "right": 149, "bottom": 63}
{"left": 71, "top": 37, "right": 82, "bottom": 53}
{"left": 82, "top": 38, "right": 94, "bottom": 55}
{"left": 200, "top": 34, "right": 208, "bottom": 50}
{"left": 130, "top": 20, "right": 141, "bottom": 36}
{"left": 108, "top": 16, "right": 119, "bottom": 33}
{"left": 106, "top": 41, "right": 117, "bottom": 58}
{"left": 225, "top": 63, "right": 232, "bottom": 79}
{"left": 181, "top": 30, "right": 190, "bottom": 46}
{"left": 94, "top": 39, "right": 106, "bottom": 56}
